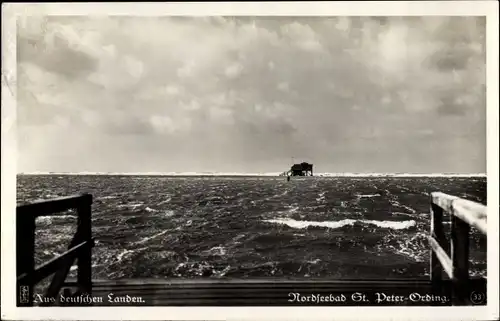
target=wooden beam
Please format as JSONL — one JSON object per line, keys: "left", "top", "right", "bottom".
{"left": 452, "top": 200, "right": 487, "bottom": 234}
{"left": 431, "top": 192, "right": 486, "bottom": 234}
{"left": 428, "top": 236, "right": 453, "bottom": 279}
{"left": 16, "top": 212, "right": 36, "bottom": 306}
{"left": 431, "top": 192, "right": 460, "bottom": 211}
{"left": 17, "top": 240, "right": 93, "bottom": 286}
{"left": 430, "top": 201, "right": 446, "bottom": 285}
{"left": 41, "top": 238, "right": 95, "bottom": 307}
{"left": 450, "top": 214, "right": 470, "bottom": 305}
{"left": 17, "top": 194, "right": 93, "bottom": 218}
{"left": 77, "top": 201, "right": 93, "bottom": 295}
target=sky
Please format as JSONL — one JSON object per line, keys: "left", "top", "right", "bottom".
{"left": 16, "top": 16, "right": 486, "bottom": 174}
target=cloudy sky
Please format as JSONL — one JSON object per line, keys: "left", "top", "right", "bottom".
{"left": 17, "top": 16, "right": 486, "bottom": 174}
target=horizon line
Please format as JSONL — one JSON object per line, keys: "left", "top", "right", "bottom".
{"left": 16, "top": 171, "right": 487, "bottom": 177}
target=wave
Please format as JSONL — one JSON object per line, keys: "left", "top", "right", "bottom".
{"left": 307, "top": 258, "right": 321, "bottom": 264}
{"left": 357, "top": 193, "right": 381, "bottom": 198}
{"left": 263, "top": 218, "right": 416, "bottom": 230}
{"left": 286, "top": 206, "right": 300, "bottom": 214}
{"left": 157, "top": 197, "right": 172, "bottom": 205}
{"left": 164, "top": 210, "right": 175, "bottom": 218}
{"left": 315, "top": 173, "right": 487, "bottom": 177}
{"left": 98, "top": 195, "right": 118, "bottom": 200}
{"left": 203, "top": 246, "right": 227, "bottom": 256}
{"left": 18, "top": 171, "right": 281, "bottom": 176}
{"left": 117, "top": 203, "right": 143, "bottom": 210}
{"left": 378, "top": 232, "right": 429, "bottom": 262}
{"left": 173, "top": 261, "right": 231, "bottom": 278}
{"left": 389, "top": 199, "right": 417, "bottom": 214}
{"left": 134, "top": 230, "right": 169, "bottom": 245}
{"left": 116, "top": 249, "right": 136, "bottom": 262}
{"left": 316, "top": 191, "right": 326, "bottom": 202}
{"left": 36, "top": 215, "right": 77, "bottom": 225}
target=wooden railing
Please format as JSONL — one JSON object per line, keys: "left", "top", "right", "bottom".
{"left": 16, "top": 194, "right": 94, "bottom": 306}
{"left": 429, "top": 192, "right": 487, "bottom": 305}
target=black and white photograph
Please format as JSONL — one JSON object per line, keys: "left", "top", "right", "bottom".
{"left": 1, "top": 2, "right": 498, "bottom": 321}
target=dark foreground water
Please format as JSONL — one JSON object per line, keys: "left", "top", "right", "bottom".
{"left": 16, "top": 175, "right": 487, "bottom": 281}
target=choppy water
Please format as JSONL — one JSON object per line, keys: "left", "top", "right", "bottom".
{"left": 16, "top": 175, "right": 487, "bottom": 281}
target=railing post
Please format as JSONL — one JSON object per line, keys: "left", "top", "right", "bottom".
{"left": 77, "top": 194, "right": 93, "bottom": 295}
{"left": 17, "top": 211, "right": 36, "bottom": 306}
{"left": 430, "top": 201, "right": 445, "bottom": 295}
{"left": 450, "top": 211, "right": 470, "bottom": 305}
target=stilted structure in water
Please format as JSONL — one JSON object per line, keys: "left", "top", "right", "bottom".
{"left": 283, "top": 162, "right": 313, "bottom": 177}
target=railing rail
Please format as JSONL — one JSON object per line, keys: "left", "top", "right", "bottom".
{"left": 429, "top": 192, "right": 487, "bottom": 305}
{"left": 16, "top": 194, "right": 94, "bottom": 306}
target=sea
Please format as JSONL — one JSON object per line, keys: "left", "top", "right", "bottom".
{"left": 16, "top": 174, "right": 487, "bottom": 282}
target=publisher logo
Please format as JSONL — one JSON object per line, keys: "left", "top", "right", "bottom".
{"left": 19, "top": 286, "right": 30, "bottom": 304}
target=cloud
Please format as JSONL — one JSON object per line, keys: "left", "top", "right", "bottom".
{"left": 224, "top": 62, "right": 244, "bottom": 79}
{"left": 16, "top": 16, "right": 486, "bottom": 173}
{"left": 277, "top": 82, "right": 289, "bottom": 92}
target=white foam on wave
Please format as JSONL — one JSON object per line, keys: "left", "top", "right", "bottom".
{"left": 98, "top": 196, "right": 118, "bottom": 200}
{"left": 316, "top": 191, "right": 326, "bottom": 202}
{"left": 392, "top": 211, "right": 423, "bottom": 219}
{"left": 112, "top": 247, "right": 149, "bottom": 264}
{"left": 36, "top": 215, "right": 77, "bottom": 225}
{"left": 379, "top": 231, "right": 428, "bottom": 262}
{"left": 255, "top": 189, "right": 290, "bottom": 204}
{"left": 157, "top": 197, "right": 172, "bottom": 205}
{"left": 273, "top": 205, "right": 300, "bottom": 216}
{"left": 357, "top": 194, "right": 381, "bottom": 198}
{"left": 270, "top": 189, "right": 290, "bottom": 199}
{"left": 264, "top": 218, "right": 416, "bottom": 230}
{"left": 117, "top": 249, "right": 135, "bottom": 262}
{"left": 134, "top": 230, "right": 169, "bottom": 245}
{"left": 205, "top": 246, "right": 227, "bottom": 256}
{"left": 315, "top": 173, "right": 486, "bottom": 178}
{"left": 44, "top": 194, "right": 60, "bottom": 198}
{"left": 144, "top": 207, "right": 174, "bottom": 217}
{"left": 365, "top": 219, "right": 416, "bottom": 229}
{"left": 117, "top": 203, "right": 143, "bottom": 210}
{"left": 389, "top": 199, "right": 417, "bottom": 214}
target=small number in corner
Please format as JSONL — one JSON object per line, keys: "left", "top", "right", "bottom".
{"left": 470, "top": 291, "right": 485, "bottom": 304}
